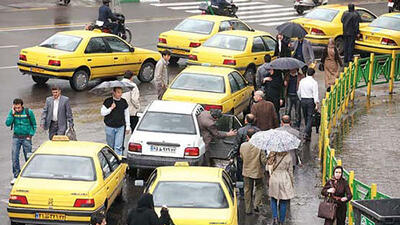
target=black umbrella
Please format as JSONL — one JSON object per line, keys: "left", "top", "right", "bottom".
{"left": 270, "top": 57, "right": 306, "bottom": 70}
{"left": 276, "top": 22, "right": 307, "bottom": 38}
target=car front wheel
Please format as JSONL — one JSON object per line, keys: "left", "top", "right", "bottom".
{"left": 138, "top": 61, "right": 155, "bottom": 83}
{"left": 32, "top": 76, "right": 49, "bottom": 85}
{"left": 70, "top": 69, "right": 89, "bottom": 91}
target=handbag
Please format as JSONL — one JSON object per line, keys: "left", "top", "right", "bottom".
{"left": 65, "top": 126, "right": 77, "bottom": 141}
{"left": 318, "top": 195, "right": 337, "bottom": 220}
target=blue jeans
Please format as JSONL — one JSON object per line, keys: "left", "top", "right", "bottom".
{"left": 270, "top": 197, "right": 289, "bottom": 222}
{"left": 105, "top": 125, "right": 125, "bottom": 156}
{"left": 12, "top": 137, "right": 32, "bottom": 178}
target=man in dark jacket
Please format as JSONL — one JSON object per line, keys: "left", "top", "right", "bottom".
{"left": 127, "top": 193, "right": 173, "bottom": 225}
{"left": 284, "top": 69, "right": 305, "bottom": 129}
{"left": 233, "top": 114, "right": 260, "bottom": 197}
{"left": 98, "top": 0, "right": 119, "bottom": 35}
{"left": 262, "top": 65, "right": 284, "bottom": 121}
{"left": 251, "top": 90, "right": 279, "bottom": 131}
{"left": 255, "top": 54, "right": 272, "bottom": 90}
{"left": 341, "top": 3, "right": 360, "bottom": 65}
{"left": 274, "top": 33, "right": 291, "bottom": 58}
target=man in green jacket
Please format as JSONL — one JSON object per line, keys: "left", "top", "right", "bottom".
{"left": 5, "top": 98, "right": 37, "bottom": 184}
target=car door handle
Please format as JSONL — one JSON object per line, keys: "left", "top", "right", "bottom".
{"left": 87, "top": 59, "right": 92, "bottom": 61}
{"left": 107, "top": 187, "right": 110, "bottom": 190}
{"left": 114, "top": 57, "right": 118, "bottom": 60}
{"left": 254, "top": 57, "right": 257, "bottom": 60}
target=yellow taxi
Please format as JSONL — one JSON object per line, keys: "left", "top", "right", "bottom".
{"left": 355, "top": 13, "right": 400, "bottom": 54}
{"left": 17, "top": 30, "right": 161, "bottom": 91}
{"left": 139, "top": 162, "right": 240, "bottom": 225}
{"left": 291, "top": 5, "right": 376, "bottom": 54}
{"left": 187, "top": 30, "right": 276, "bottom": 79}
{"left": 157, "top": 15, "right": 253, "bottom": 64}
{"left": 162, "top": 66, "right": 254, "bottom": 115}
{"left": 7, "top": 136, "right": 128, "bottom": 224}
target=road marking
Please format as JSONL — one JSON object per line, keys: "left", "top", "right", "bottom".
{"left": 151, "top": 0, "right": 249, "bottom": 7}
{"left": 237, "top": 7, "right": 294, "bottom": 16}
{"left": 169, "top": 2, "right": 263, "bottom": 10}
{"left": 238, "top": 4, "right": 283, "bottom": 11}
{"left": 7, "top": 7, "right": 48, "bottom": 12}
{"left": 0, "top": 66, "right": 18, "bottom": 70}
{"left": 260, "top": 21, "right": 288, "bottom": 26}
{"left": 241, "top": 11, "right": 297, "bottom": 20}
{"left": 0, "top": 45, "right": 19, "bottom": 48}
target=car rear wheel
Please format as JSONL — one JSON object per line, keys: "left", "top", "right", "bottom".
{"left": 70, "top": 69, "right": 89, "bottom": 91}
{"left": 335, "top": 36, "right": 344, "bottom": 56}
{"left": 31, "top": 76, "right": 49, "bottom": 85}
{"left": 138, "top": 61, "right": 155, "bottom": 83}
{"left": 169, "top": 56, "right": 179, "bottom": 65}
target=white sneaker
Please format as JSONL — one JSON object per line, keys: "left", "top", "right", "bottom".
{"left": 10, "top": 178, "right": 16, "bottom": 185}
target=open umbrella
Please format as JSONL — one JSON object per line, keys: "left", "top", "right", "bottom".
{"left": 249, "top": 129, "right": 300, "bottom": 155}
{"left": 276, "top": 22, "right": 307, "bottom": 38}
{"left": 89, "top": 80, "right": 135, "bottom": 96}
{"left": 270, "top": 57, "right": 306, "bottom": 70}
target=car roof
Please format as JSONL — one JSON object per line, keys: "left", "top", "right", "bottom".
{"left": 157, "top": 166, "right": 223, "bottom": 182}
{"left": 319, "top": 4, "right": 368, "bottom": 11}
{"left": 34, "top": 140, "right": 105, "bottom": 157}
{"left": 188, "top": 14, "right": 237, "bottom": 22}
{"left": 147, "top": 100, "right": 200, "bottom": 114}
{"left": 183, "top": 65, "right": 237, "bottom": 76}
{"left": 57, "top": 30, "right": 115, "bottom": 38}
{"left": 218, "top": 29, "right": 271, "bottom": 37}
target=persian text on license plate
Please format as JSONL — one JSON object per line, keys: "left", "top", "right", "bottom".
{"left": 150, "top": 145, "right": 176, "bottom": 153}
{"left": 31, "top": 67, "right": 44, "bottom": 73}
{"left": 173, "top": 49, "right": 187, "bottom": 55}
{"left": 35, "top": 212, "right": 66, "bottom": 221}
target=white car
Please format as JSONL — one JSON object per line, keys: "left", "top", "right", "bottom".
{"left": 127, "top": 100, "right": 242, "bottom": 170}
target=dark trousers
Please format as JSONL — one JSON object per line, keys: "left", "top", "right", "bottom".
{"left": 285, "top": 95, "right": 301, "bottom": 128}
{"left": 343, "top": 35, "right": 356, "bottom": 64}
{"left": 267, "top": 97, "right": 281, "bottom": 122}
{"left": 301, "top": 98, "right": 315, "bottom": 138}
{"left": 236, "top": 157, "right": 244, "bottom": 195}
{"left": 324, "top": 204, "right": 347, "bottom": 225}
{"left": 49, "top": 121, "right": 65, "bottom": 140}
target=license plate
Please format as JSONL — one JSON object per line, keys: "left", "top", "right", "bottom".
{"left": 31, "top": 67, "right": 44, "bottom": 73}
{"left": 366, "top": 36, "right": 380, "bottom": 41}
{"left": 35, "top": 212, "right": 66, "bottom": 221}
{"left": 388, "top": 2, "right": 394, "bottom": 7}
{"left": 173, "top": 49, "right": 187, "bottom": 55}
{"left": 150, "top": 145, "right": 176, "bottom": 153}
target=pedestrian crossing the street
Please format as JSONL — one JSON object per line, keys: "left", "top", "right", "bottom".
{"left": 150, "top": 0, "right": 307, "bottom": 27}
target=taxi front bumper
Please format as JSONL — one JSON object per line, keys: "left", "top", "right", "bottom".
{"left": 127, "top": 153, "right": 204, "bottom": 168}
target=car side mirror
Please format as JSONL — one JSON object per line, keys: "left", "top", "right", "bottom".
{"left": 120, "top": 156, "right": 127, "bottom": 164}
{"left": 234, "top": 181, "right": 244, "bottom": 189}
{"left": 26, "top": 152, "right": 33, "bottom": 160}
{"left": 129, "top": 46, "right": 135, "bottom": 52}
{"left": 135, "top": 180, "right": 144, "bottom": 187}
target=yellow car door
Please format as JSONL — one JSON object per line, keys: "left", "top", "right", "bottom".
{"left": 250, "top": 36, "right": 268, "bottom": 67}
{"left": 101, "top": 147, "right": 124, "bottom": 205}
{"left": 227, "top": 74, "right": 241, "bottom": 115}
{"left": 83, "top": 37, "right": 114, "bottom": 78}
{"left": 221, "top": 171, "right": 238, "bottom": 225}
{"left": 231, "top": 71, "right": 252, "bottom": 114}
{"left": 98, "top": 151, "right": 114, "bottom": 208}
{"left": 103, "top": 36, "right": 134, "bottom": 76}
{"left": 261, "top": 35, "right": 277, "bottom": 60}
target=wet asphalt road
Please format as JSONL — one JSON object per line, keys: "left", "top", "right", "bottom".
{"left": 0, "top": 0, "right": 387, "bottom": 224}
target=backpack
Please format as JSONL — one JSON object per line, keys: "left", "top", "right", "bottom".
{"left": 11, "top": 108, "right": 34, "bottom": 130}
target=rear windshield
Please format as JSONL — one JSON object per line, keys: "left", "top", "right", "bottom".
{"left": 203, "top": 34, "right": 247, "bottom": 51}
{"left": 153, "top": 181, "right": 228, "bottom": 208}
{"left": 21, "top": 154, "right": 95, "bottom": 181}
{"left": 39, "top": 34, "right": 82, "bottom": 52}
{"left": 174, "top": 19, "right": 214, "bottom": 34}
{"left": 171, "top": 73, "right": 225, "bottom": 93}
{"left": 305, "top": 8, "right": 339, "bottom": 22}
{"left": 137, "top": 112, "right": 196, "bottom": 134}
{"left": 369, "top": 16, "right": 400, "bottom": 31}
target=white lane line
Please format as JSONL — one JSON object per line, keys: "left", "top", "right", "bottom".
{"left": 0, "top": 66, "right": 18, "bottom": 70}
{"left": 245, "top": 16, "right": 301, "bottom": 23}
{"left": 169, "top": 2, "right": 263, "bottom": 10}
{"left": 0, "top": 45, "right": 19, "bottom": 48}
{"left": 185, "top": 10, "right": 202, "bottom": 13}
{"left": 151, "top": 0, "right": 249, "bottom": 7}
{"left": 260, "top": 21, "right": 287, "bottom": 26}
{"left": 237, "top": 7, "right": 294, "bottom": 15}
{"left": 240, "top": 11, "right": 297, "bottom": 20}
{"left": 238, "top": 4, "right": 283, "bottom": 11}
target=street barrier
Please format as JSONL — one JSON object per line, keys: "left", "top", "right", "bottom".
{"left": 318, "top": 51, "right": 396, "bottom": 224}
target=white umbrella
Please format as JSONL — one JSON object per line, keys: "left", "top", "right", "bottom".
{"left": 249, "top": 129, "right": 301, "bottom": 155}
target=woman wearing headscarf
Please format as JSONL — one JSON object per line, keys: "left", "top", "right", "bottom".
{"left": 267, "top": 151, "right": 294, "bottom": 225}
{"left": 321, "top": 38, "right": 343, "bottom": 92}
{"left": 127, "top": 193, "right": 174, "bottom": 225}
{"left": 321, "top": 165, "right": 353, "bottom": 225}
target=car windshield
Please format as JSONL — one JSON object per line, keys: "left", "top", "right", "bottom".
{"left": 304, "top": 8, "right": 339, "bottom": 22}
{"left": 369, "top": 16, "right": 400, "bottom": 31}
{"left": 203, "top": 34, "right": 247, "bottom": 51}
{"left": 174, "top": 19, "right": 214, "bottom": 34}
{"left": 171, "top": 73, "right": 225, "bottom": 93}
{"left": 21, "top": 154, "right": 95, "bottom": 181}
{"left": 137, "top": 112, "right": 196, "bottom": 134}
{"left": 39, "top": 34, "right": 82, "bottom": 52}
{"left": 153, "top": 181, "right": 229, "bottom": 208}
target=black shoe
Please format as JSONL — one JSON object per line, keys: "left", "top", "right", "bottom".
{"left": 246, "top": 212, "right": 253, "bottom": 216}
{"left": 254, "top": 207, "right": 260, "bottom": 213}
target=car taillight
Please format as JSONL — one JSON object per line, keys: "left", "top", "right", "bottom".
{"left": 310, "top": 28, "right": 325, "bottom": 36}
{"left": 19, "top": 54, "right": 27, "bottom": 61}
{"left": 129, "top": 143, "right": 142, "bottom": 153}
{"left": 223, "top": 59, "right": 236, "bottom": 65}
{"left": 204, "top": 104, "right": 223, "bottom": 111}
{"left": 9, "top": 195, "right": 28, "bottom": 205}
{"left": 389, "top": 0, "right": 393, "bottom": 2}
{"left": 381, "top": 38, "right": 397, "bottom": 46}
{"left": 48, "top": 60, "right": 61, "bottom": 66}
{"left": 188, "top": 54, "right": 198, "bottom": 61}
{"left": 73, "top": 199, "right": 95, "bottom": 207}
{"left": 158, "top": 38, "right": 167, "bottom": 44}
{"left": 189, "top": 42, "right": 201, "bottom": 48}
{"left": 184, "top": 147, "right": 199, "bottom": 156}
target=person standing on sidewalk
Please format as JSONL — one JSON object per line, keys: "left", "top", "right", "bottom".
{"left": 240, "top": 128, "right": 267, "bottom": 215}
{"left": 276, "top": 115, "right": 301, "bottom": 170}
{"left": 284, "top": 69, "right": 304, "bottom": 129}
{"left": 233, "top": 114, "right": 260, "bottom": 197}
{"left": 321, "top": 38, "right": 343, "bottom": 92}
{"left": 40, "top": 86, "right": 74, "bottom": 140}
{"left": 292, "top": 37, "right": 315, "bottom": 74}
{"left": 341, "top": 3, "right": 360, "bottom": 66}
{"left": 251, "top": 90, "right": 279, "bottom": 131}
{"left": 267, "top": 151, "right": 294, "bottom": 225}
{"left": 5, "top": 98, "right": 37, "bottom": 184}
{"left": 255, "top": 54, "right": 272, "bottom": 90}
{"left": 262, "top": 66, "right": 284, "bottom": 121}
{"left": 297, "top": 68, "right": 319, "bottom": 141}
{"left": 122, "top": 71, "right": 141, "bottom": 132}
{"left": 101, "top": 87, "right": 130, "bottom": 155}
{"left": 155, "top": 50, "right": 171, "bottom": 100}
{"left": 274, "top": 33, "right": 291, "bottom": 58}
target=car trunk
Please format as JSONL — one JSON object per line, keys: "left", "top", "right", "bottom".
{"left": 160, "top": 31, "right": 209, "bottom": 52}
{"left": 15, "top": 177, "right": 96, "bottom": 208}
{"left": 191, "top": 47, "right": 242, "bottom": 67}
{"left": 361, "top": 28, "right": 400, "bottom": 45}
{"left": 21, "top": 46, "right": 66, "bottom": 66}
{"left": 163, "top": 89, "right": 225, "bottom": 104}
{"left": 155, "top": 207, "right": 232, "bottom": 225}
{"left": 294, "top": 18, "right": 331, "bottom": 34}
